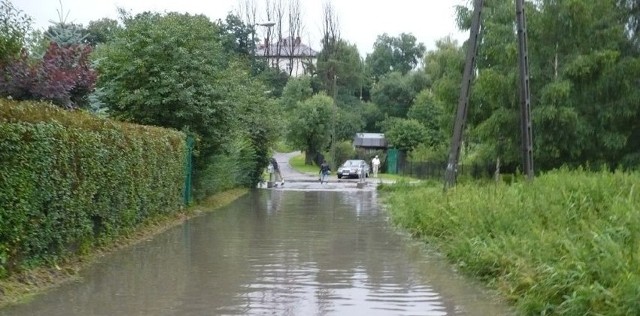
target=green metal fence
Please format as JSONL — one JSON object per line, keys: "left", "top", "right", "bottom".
{"left": 183, "top": 135, "right": 194, "bottom": 206}
{"left": 387, "top": 148, "right": 398, "bottom": 174}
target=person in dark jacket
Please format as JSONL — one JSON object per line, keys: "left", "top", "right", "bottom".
{"left": 319, "top": 160, "right": 330, "bottom": 184}
{"left": 270, "top": 157, "right": 284, "bottom": 186}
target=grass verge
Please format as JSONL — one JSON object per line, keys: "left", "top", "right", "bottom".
{"left": 381, "top": 168, "right": 640, "bottom": 315}
{"left": 0, "top": 188, "right": 247, "bottom": 308}
{"left": 289, "top": 153, "right": 319, "bottom": 175}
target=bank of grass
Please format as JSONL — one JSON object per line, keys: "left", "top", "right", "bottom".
{"left": 0, "top": 188, "right": 247, "bottom": 308}
{"left": 377, "top": 172, "right": 421, "bottom": 183}
{"left": 381, "top": 168, "right": 640, "bottom": 315}
{"left": 289, "top": 153, "right": 320, "bottom": 174}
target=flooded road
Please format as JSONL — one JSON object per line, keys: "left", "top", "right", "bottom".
{"left": 1, "top": 187, "right": 512, "bottom": 315}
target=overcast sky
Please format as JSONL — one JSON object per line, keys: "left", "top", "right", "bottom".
{"left": 16, "top": 0, "right": 469, "bottom": 55}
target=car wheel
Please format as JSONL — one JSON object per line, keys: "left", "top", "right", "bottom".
{"left": 337, "top": 175, "right": 342, "bottom": 179}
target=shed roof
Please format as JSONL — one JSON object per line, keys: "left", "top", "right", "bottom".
{"left": 353, "top": 133, "right": 388, "bottom": 148}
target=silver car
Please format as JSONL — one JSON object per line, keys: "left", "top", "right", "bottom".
{"left": 337, "top": 159, "right": 370, "bottom": 179}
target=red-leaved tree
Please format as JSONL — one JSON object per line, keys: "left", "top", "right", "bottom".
{"left": 0, "top": 42, "right": 96, "bottom": 108}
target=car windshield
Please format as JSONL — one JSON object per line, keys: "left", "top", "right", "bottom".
{"left": 343, "top": 160, "right": 363, "bottom": 167}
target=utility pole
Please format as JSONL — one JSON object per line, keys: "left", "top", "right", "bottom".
{"left": 444, "top": 0, "right": 483, "bottom": 189}
{"left": 330, "top": 74, "right": 338, "bottom": 168}
{"left": 444, "top": 0, "right": 534, "bottom": 189}
{"left": 516, "top": 0, "right": 534, "bottom": 180}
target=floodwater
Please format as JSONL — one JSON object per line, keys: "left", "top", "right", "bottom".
{"left": 1, "top": 188, "right": 513, "bottom": 316}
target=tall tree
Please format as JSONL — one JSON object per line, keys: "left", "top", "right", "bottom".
{"left": 0, "top": 0, "right": 31, "bottom": 64}
{"left": 286, "top": 93, "right": 334, "bottom": 164}
{"left": 95, "top": 12, "right": 235, "bottom": 156}
{"left": 85, "top": 18, "right": 121, "bottom": 46}
{"left": 370, "top": 71, "right": 428, "bottom": 118}
{"left": 96, "top": 11, "right": 279, "bottom": 188}
{"left": 366, "top": 33, "right": 426, "bottom": 81}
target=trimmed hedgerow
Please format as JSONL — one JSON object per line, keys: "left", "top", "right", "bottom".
{"left": 0, "top": 99, "right": 186, "bottom": 277}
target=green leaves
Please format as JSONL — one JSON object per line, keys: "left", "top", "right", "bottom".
{"left": 380, "top": 117, "right": 428, "bottom": 152}
{"left": 0, "top": 99, "right": 186, "bottom": 277}
{"left": 286, "top": 93, "right": 334, "bottom": 162}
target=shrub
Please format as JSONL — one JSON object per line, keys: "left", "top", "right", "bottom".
{"left": 0, "top": 99, "right": 186, "bottom": 277}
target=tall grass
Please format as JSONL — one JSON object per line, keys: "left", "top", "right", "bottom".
{"left": 382, "top": 168, "right": 640, "bottom": 315}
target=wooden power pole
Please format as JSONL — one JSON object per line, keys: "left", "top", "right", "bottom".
{"left": 444, "top": 0, "right": 534, "bottom": 189}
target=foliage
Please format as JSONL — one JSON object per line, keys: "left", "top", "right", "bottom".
{"left": 286, "top": 93, "right": 334, "bottom": 164}
{"left": 0, "top": 99, "right": 186, "bottom": 278}
{"left": 383, "top": 168, "right": 640, "bottom": 315}
{"left": 45, "top": 22, "right": 86, "bottom": 46}
{"left": 450, "top": 0, "right": 640, "bottom": 171}
{"left": 0, "top": 0, "right": 31, "bottom": 64}
{"left": 85, "top": 18, "right": 121, "bottom": 46}
{"left": 95, "top": 11, "right": 279, "bottom": 194}
{"left": 0, "top": 42, "right": 96, "bottom": 108}
{"left": 408, "top": 89, "right": 446, "bottom": 147}
{"left": 359, "top": 101, "right": 385, "bottom": 133}
{"left": 217, "top": 13, "right": 253, "bottom": 58}
{"left": 334, "top": 106, "right": 365, "bottom": 141}
{"left": 370, "top": 71, "right": 427, "bottom": 118}
{"left": 335, "top": 140, "right": 357, "bottom": 166}
{"left": 315, "top": 39, "right": 364, "bottom": 99}
{"left": 280, "top": 75, "right": 313, "bottom": 111}
{"left": 380, "top": 117, "right": 428, "bottom": 152}
{"left": 366, "top": 32, "right": 426, "bottom": 80}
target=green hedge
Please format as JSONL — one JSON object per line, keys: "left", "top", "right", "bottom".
{"left": 0, "top": 99, "right": 186, "bottom": 277}
{"left": 382, "top": 169, "right": 640, "bottom": 315}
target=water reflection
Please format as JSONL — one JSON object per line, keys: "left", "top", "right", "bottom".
{"left": 1, "top": 190, "right": 511, "bottom": 316}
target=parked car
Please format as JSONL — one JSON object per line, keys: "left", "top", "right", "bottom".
{"left": 337, "top": 159, "right": 370, "bottom": 179}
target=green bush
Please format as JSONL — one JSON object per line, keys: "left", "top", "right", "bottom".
{"left": 335, "top": 141, "right": 356, "bottom": 165}
{"left": 0, "top": 99, "right": 186, "bottom": 277}
{"left": 193, "top": 137, "right": 257, "bottom": 200}
{"left": 383, "top": 168, "right": 640, "bottom": 315}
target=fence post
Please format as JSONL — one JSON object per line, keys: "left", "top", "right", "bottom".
{"left": 183, "top": 135, "right": 195, "bottom": 206}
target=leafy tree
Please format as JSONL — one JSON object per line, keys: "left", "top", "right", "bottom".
{"left": 360, "top": 101, "right": 385, "bottom": 132}
{"left": 335, "top": 106, "right": 365, "bottom": 141}
{"left": 370, "top": 71, "right": 428, "bottom": 118}
{"left": 217, "top": 13, "right": 253, "bottom": 58}
{"left": 380, "top": 117, "right": 428, "bottom": 153}
{"left": 366, "top": 33, "right": 426, "bottom": 80}
{"left": 96, "top": 11, "right": 279, "bottom": 189}
{"left": 95, "top": 12, "right": 234, "bottom": 156}
{"left": 85, "top": 18, "right": 121, "bottom": 46}
{"left": 0, "top": 42, "right": 96, "bottom": 108}
{"left": 1, "top": 2, "right": 97, "bottom": 108}
{"left": 280, "top": 75, "right": 312, "bottom": 111}
{"left": 408, "top": 89, "right": 445, "bottom": 147}
{"left": 0, "top": 0, "right": 31, "bottom": 64}
{"left": 286, "top": 93, "right": 334, "bottom": 164}
{"left": 315, "top": 39, "right": 364, "bottom": 100}
{"left": 451, "top": 0, "right": 640, "bottom": 173}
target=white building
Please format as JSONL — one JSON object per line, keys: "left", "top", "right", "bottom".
{"left": 255, "top": 36, "right": 318, "bottom": 77}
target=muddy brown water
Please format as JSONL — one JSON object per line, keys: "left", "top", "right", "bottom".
{"left": 1, "top": 187, "right": 513, "bottom": 316}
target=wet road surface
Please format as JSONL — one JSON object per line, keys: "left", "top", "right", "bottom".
{"left": 0, "top": 153, "right": 512, "bottom": 315}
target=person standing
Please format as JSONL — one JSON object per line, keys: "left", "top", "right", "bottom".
{"left": 371, "top": 155, "right": 381, "bottom": 178}
{"left": 319, "top": 160, "right": 331, "bottom": 184}
{"left": 270, "top": 157, "right": 284, "bottom": 186}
